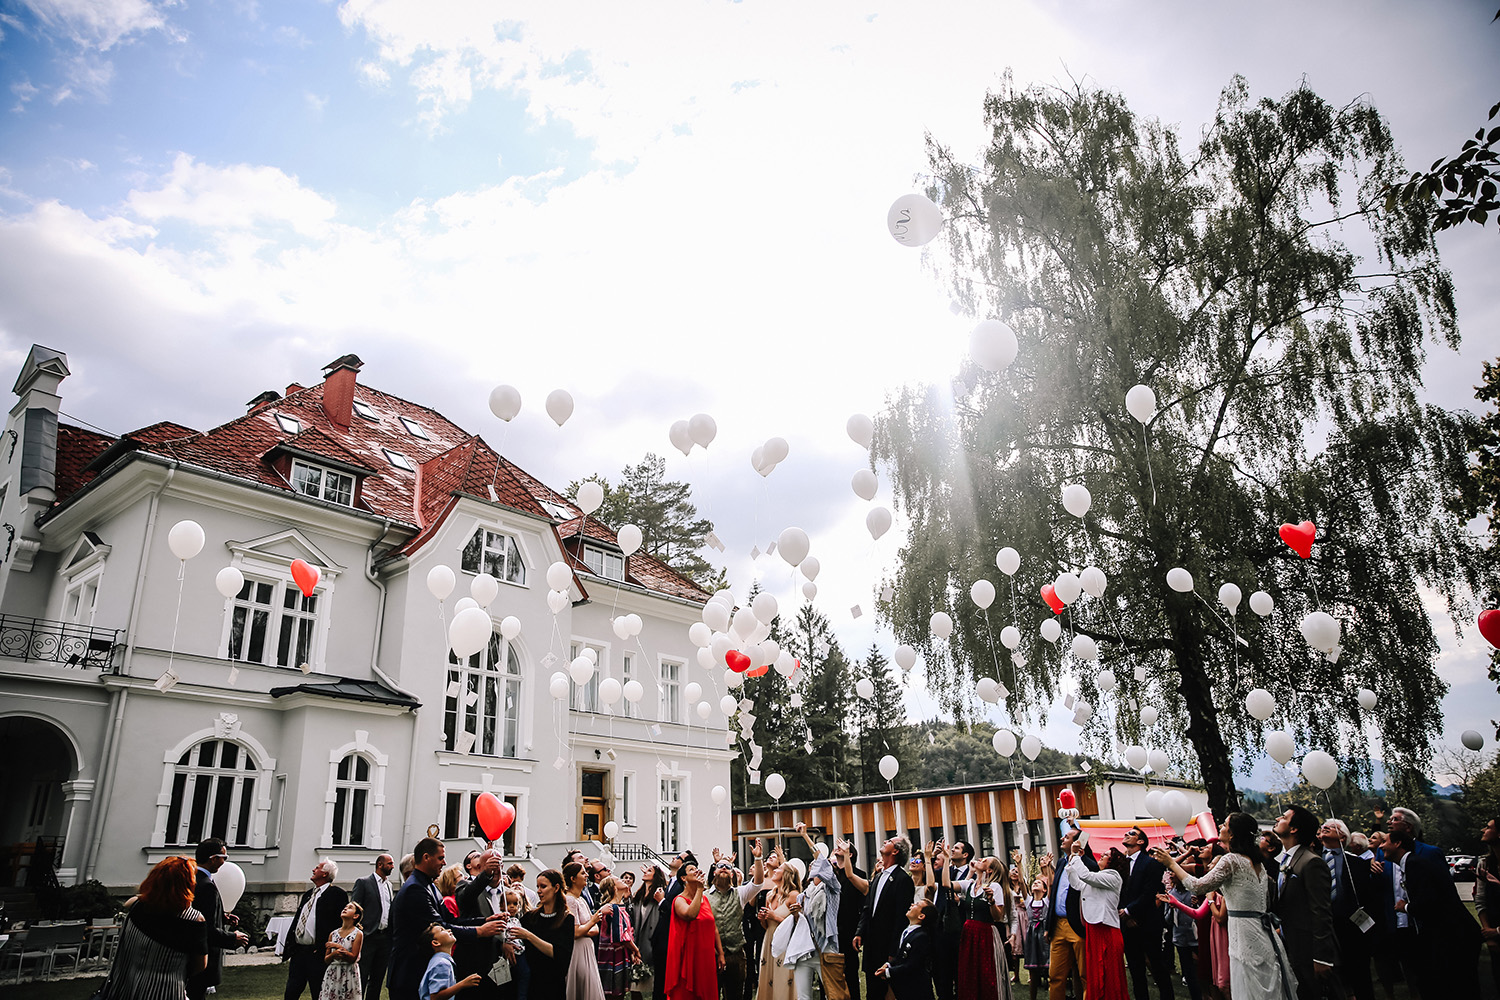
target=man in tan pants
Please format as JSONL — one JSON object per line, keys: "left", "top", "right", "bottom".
{"left": 1046, "top": 830, "right": 1093, "bottom": 1000}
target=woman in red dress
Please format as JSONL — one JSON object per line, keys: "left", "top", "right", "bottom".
{"left": 665, "top": 862, "right": 725, "bottom": 1000}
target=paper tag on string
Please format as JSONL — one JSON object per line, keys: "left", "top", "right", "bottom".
{"left": 553, "top": 757, "right": 567, "bottom": 770}
{"left": 299, "top": 661, "right": 312, "bottom": 674}
{"left": 1072, "top": 706, "right": 1091, "bottom": 726}
{"left": 651, "top": 724, "right": 662, "bottom": 736}
{"left": 456, "top": 732, "right": 476, "bottom": 754}
{"left": 766, "top": 542, "right": 777, "bottom": 556}
{"left": 881, "top": 585, "right": 895, "bottom": 603}
{"left": 487, "top": 485, "right": 499, "bottom": 503}
{"left": 850, "top": 605, "right": 863, "bottom": 619}
{"left": 928, "top": 732, "right": 936, "bottom": 745}
{"left": 155, "top": 669, "right": 179, "bottom": 692}
{"left": 464, "top": 690, "right": 479, "bottom": 707}
{"left": 1064, "top": 693, "right": 1076, "bottom": 709}
{"left": 446, "top": 681, "right": 462, "bottom": 698}
{"left": 1133, "top": 665, "right": 1147, "bottom": 682}
{"left": 739, "top": 698, "right": 754, "bottom": 713}
{"left": 749, "top": 770, "right": 761, "bottom": 784}
{"left": 1021, "top": 776, "right": 1033, "bottom": 791}
{"left": 541, "top": 653, "right": 558, "bottom": 670}
{"left": 790, "top": 693, "right": 803, "bottom": 708}
{"left": 227, "top": 666, "right": 239, "bottom": 686}
{"left": 1350, "top": 907, "right": 1374, "bottom": 933}
{"left": 706, "top": 531, "right": 724, "bottom": 552}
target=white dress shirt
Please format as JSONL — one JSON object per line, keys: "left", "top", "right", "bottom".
{"left": 377, "top": 876, "right": 391, "bottom": 930}
{"left": 1065, "top": 856, "right": 1122, "bottom": 928}
{"left": 1393, "top": 854, "right": 1410, "bottom": 929}
{"left": 294, "top": 884, "right": 329, "bottom": 945}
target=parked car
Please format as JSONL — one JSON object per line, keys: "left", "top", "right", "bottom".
{"left": 1448, "top": 854, "right": 1477, "bottom": 881}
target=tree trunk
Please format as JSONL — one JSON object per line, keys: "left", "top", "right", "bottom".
{"left": 1167, "top": 602, "right": 1242, "bottom": 818}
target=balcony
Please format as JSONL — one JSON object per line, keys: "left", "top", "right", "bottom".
{"left": 0, "top": 615, "right": 121, "bottom": 671}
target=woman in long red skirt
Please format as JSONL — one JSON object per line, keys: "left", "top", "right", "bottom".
{"left": 665, "top": 862, "right": 724, "bottom": 1000}
{"left": 934, "top": 846, "right": 1013, "bottom": 1000}
{"left": 1064, "top": 845, "right": 1129, "bottom": 1000}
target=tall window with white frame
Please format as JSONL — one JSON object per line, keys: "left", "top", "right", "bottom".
{"left": 570, "top": 642, "right": 602, "bottom": 714}
{"left": 461, "top": 528, "right": 526, "bottom": 585}
{"left": 444, "top": 789, "right": 520, "bottom": 855}
{"left": 620, "top": 772, "right": 634, "bottom": 829}
{"left": 330, "top": 754, "right": 372, "bottom": 847}
{"left": 659, "top": 659, "right": 681, "bottom": 724}
{"left": 445, "top": 631, "right": 523, "bottom": 758}
{"left": 226, "top": 578, "right": 320, "bottom": 669}
{"left": 290, "top": 460, "right": 355, "bottom": 506}
{"left": 659, "top": 777, "right": 682, "bottom": 853}
{"left": 165, "top": 740, "right": 258, "bottom": 847}
{"left": 621, "top": 653, "right": 639, "bottom": 718}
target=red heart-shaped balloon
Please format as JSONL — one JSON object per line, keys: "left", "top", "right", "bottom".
{"left": 474, "top": 792, "right": 515, "bottom": 841}
{"left": 726, "top": 650, "right": 751, "bottom": 673}
{"left": 1278, "top": 521, "right": 1316, "bottom": 559}
{"left": 1040, "top": 584, "right": 1065, "bottom": 615}
{"left": 1480, "top": 609, "right": 1500, "bottom": 650}
{"left": 747, "top": 664, "right": 770, "bottom": 678}
{"left": 290, "top": 558, "right": 320, "bottom": 596}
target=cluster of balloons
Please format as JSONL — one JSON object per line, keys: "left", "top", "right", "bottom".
{"left": 669, "top": 414, "right": 718, "bottom": 456}
{"left": 170, "top": 519, "right": 321, "bottom": 604}
{"left": 751, "top": 436, "right": 790, "bottom": 478}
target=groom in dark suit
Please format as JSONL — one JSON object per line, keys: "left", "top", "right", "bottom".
{"left": 188, "top": 838, "right": 249, "bottom": 1000}
{"left": 1117, "top": 827, "right": 1173, "bottom": 1000}
{"left": 1271, "top": 807, "right": 1342, "bottom": 1000}
{"left": 854, "top": 836, "right": 916, "bottom": 1000}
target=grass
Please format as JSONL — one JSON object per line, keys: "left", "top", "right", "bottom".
{"left": 0, "top": 961, "right": 288, "bottom": 1000}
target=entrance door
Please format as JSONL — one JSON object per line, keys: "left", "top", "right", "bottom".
{"left": 580, "top": 768, "right": 608, "bottom": 842}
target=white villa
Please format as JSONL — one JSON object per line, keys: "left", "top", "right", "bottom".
{"left": 0, "top": 346, "right": 732, "bottom": 901}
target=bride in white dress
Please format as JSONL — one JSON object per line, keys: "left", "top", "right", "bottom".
{"left": 1151, "top": 812, "right": 1298, "bottom": 1000}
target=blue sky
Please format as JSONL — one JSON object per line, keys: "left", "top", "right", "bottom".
{"left": 1, "top": 0, "right": 1497, "bottom": 789}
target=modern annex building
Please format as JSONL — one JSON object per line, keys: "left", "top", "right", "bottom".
{"left": 0, "top": 346, "right": 732, "bottom": 899}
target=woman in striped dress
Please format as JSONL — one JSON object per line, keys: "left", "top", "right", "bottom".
{"left": 99, "top": 856, "right": 209, "bottom": 1000}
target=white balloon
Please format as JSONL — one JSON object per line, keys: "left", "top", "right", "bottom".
{"left": 547, "top": 590, "right": 569, "bottom": 614}
{"left": 1020, "top": 735, "right": 1042, "bottom": 762}
{"left": 599, "top": 678, "right": 623, "bottom": 706}
{"left": 1124, "top": 745, "right": 1148, "bottom": 770}
{"left": 1463, "top": 730, "right": 1486, "bottom": 752}
{"left": 471, "top": 573, "right": 499, "bottom": 608}
{"left": 996, "top": 547, "right": 1020, "bottom": 576}
{"left": 1125, "top": 384, "right": 1157, "bottom": 425}
{"left": 1072, "top": 635, "right": 1100, "bottom": 661}
{"left": 763, "top": 437, "right": 789, "bottom": 464}
{"left": 1095, "top": 668, "right": 1116, "bottom": 694}
{"left": 976, "top": 677, "right": 1000, "bottom": 703}
{"left": 545, "top": 389, "right": 574, "bottom": 427}
{"left": 569, "top": 656, "right": 595, "bottom": 685}
{"left": 689, "top": 413, "right": 718, "bottom": 448}
{"left": 500, "top": 616, "right": 521, "bottom": 640}
{"left": 617, "top": 525, "right": 642, "bottom": 558}
{"left": 623, "top": 679, "right": 644, "bottom": 703}
{"left": 677, "top": 683, "right": 699, "bottom": 707}
{"left": 1265, "top": 730, "right": 1295, "bottom": 765}
{"left": 992, "top": 730, "right": 1017, "bottom": 757}
{"left": 894, "top": 645, "right": 917, "bottom": 671}
{"left": 764, "top": 773, "right": 786, "bottom": 801}
{"left": 216, "top": 860, "right": 246, "bottom": 912}
{"left": 847, "top": 414, "right": 874, "bottom": 449}
{"left": 802, "top": 582, "right": 818, "bottom": 601}
{"left": 799, "top": 557, "right": 821, "bottom": 581}
{"left": 581, "top": 647, "right": 598, "bottom": 663}
{"left": 546, "top": 561, "right": 572, "bottom": 592}
{"left": 752, "top": 592, "right": 779, "bottom": 625}
{"left": 450, "top": 607, "right": 493, "bottom": 658}
{"left": 168, "top": 519, "right": 205, "bottom": 560}
{"left": 703, "top": 601, "right": 730, "bottom": 634}
{"left": 454, "top": 597, "right": 479, "bottom": 614}
{"left": 778, "top": 528, "right": 810, "bottom": 567}
{"left": 576, "top": 481, "right": 604, "bottom": 516}
{"left": 930, "top": 612, "right": 954, "bottom": 640}
{"left": 887, "top": 193, "right": 943, "bottom": 247}
{"left": 1166, "top": 568, "right": 1194, "bottom": 593}
{"left": 625, "top": 613, "right": 642, "bottom": 637}
{"left": 1147, "top": 748, "right": 1171, "bottom": 774}
{"left": 1000, "top": 626, "right": 1021, "bottom": 650}
{"left": 750, "top": 445, "right": 769, "bottom": 474}
{"left": 724, "top": 668, "right": 745, "bottom": 689}
{"left": 866, "top": 507, "right": 892, "bottom": 540}
{"left": 970, "top": 580, "right": 996, "bottom": 610}
{"left": 426, "top": 565, "right": 455, "bottom": 601}
{"left": 1301, "top": 750, "right": 1339, "bottom": 790}
{"left": 852, "top": 469, "right": 878, "bottom": 501}
{"left": 1249, "top": 590, "right": 1274, "bottom": 616}
{"left": 215, "top": 566, "right": 245, "bottom": 599}
{"left": 711, "top": 633, "right": 734, "bottom": 666}
{"left": 1143, "top": 789, "right": 1165, "bottom": 819}
{"left": 1039, "top": 619, "right": 1062, "bottom": 643}
{"left": 1299, "top": 612, "right": 1341, "bottom": 653}
{"left": 1245, "top": 689, "right": 1276, "bottom": 721}
{"left": 489, "top": 385, "right": 522, "bottom": 422}
{"left": 856, "top": 678, "right": 875, "bottom": 700}
{"left": 688, "top": 622, "right": 713, "bottom": 648}
{"left": 1054, "top": 572, "right": 1082, "bottom": 606}
{"left": 1060, "top": 484, "right": 1092, "bottom": 519}
{"left": 775, "top": 651, "right": 796, "bottom": 677}
{"left": 1139, "top": 705, "right": 1159, "bottom": 727}
{"left": 1072, "top": 700, "right": 1093, "bottom": 725}
{"left": 878, "top": 755, "right": 899, "bottom": 781}
{"left": 711, "top": 784, "right": 728, "bottom": 805}
{"left": 669, "top": 420, "right": 693, "bottom": 457}
{"left": 604, "top": 820, "right": 619, "bottom": 839}
{"left": 1079, "top": 567, "right": 1107, "bottom": 599}
{"left": 1218, "top": 583, "right": 1242, "bottom": 616}
{"left": 733, "top": 607, "right": 759, "bottom": 640}
{"left": 1357, "top": 688, "right": 1377, "bottom": 711}
{"left": 696, "top": 700, "right": 712, "bottom": 720}
{"left": 1159, "top": 790, "right": 1193, "bottom": 835}
{"left": 550, "top": 676, "right": 570, "bottom": 699}
{"left": 970, "top": 319, "right": 1019, "bottom": 372}
{"left": 696, "top": 647, "right": 714, "bottom": 670}
{"left": 720, "top": 695, "right": 738, "bottom": 716}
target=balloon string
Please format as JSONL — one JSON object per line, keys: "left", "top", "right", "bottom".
{"left": 166, "top": 563, "right": 186, "bottom": 675}
{"left": 1141, "top": 424, "right": 1157, "bottom": 508}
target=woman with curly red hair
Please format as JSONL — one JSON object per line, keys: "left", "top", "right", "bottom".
{"left": 98, "top": 855, "right": 209, "bottom": 1000}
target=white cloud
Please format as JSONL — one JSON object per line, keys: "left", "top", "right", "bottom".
{"left": 19, "top": 0, "right": 173, "bottom": 51}
{"left": 305, "top": 92, "right": 328, "bottom": 115}
{"left": 125, "top": 154, "right": 337, "bottom": 236}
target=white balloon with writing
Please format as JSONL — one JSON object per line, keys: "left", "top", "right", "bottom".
{"left": 886, "top": 193, "right": 943, "bottom": 247}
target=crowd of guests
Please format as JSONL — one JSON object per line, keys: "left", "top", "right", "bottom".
{"left": 88, "top": 802, "right": 1495, "bottom": 1000}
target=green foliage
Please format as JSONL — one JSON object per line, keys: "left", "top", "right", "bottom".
{"left": 1472, "top": 360, "right": 1500, "bottom": 735}
{"left": 567, "top": 453, "right": 719, "bottom": 588}
{"left": 906, "top": 720, "right": 1086, "bottom": 788}
{"left": 39, "top": 879, "right": 118, "bottom": 919}
{"left": 878, "top": 73, "right": 1485, "bottom": 817}
{"left": 852, "top": 646, "right": 910, "bottom": 793}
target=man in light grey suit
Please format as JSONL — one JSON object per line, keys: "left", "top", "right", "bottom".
{"left": 351, "top": 854, "right": 395, "bottom": 1000}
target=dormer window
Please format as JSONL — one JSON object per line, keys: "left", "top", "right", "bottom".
{"left": 539, "top": 500, "right": 574, "bottom": 521}
{"left": 352, "top": 400, "right": 378, "bottom": 421}
{"left": 291, "top": 460, "right": 355, "bottom": 506}
{"left": 461, "top": 528, "right": 525, "bottom": 585}
{"left": 275, "top": 414, "right": 301, "bottom": 434}
{"left": 583, "top": 544, "right": 625, "bottom": 581}
{"left": 384, "top": 449, "right": 415, "bottom": 472}
{"left": 398, "top": 416, "right": 429, "bottom": 439}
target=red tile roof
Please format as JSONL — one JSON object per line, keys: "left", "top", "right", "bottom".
{"left": 558, "top": 516, "right": 711, "bottom": 602}
{"left": 50, "top": 369, "right": 707, "bottom": 606}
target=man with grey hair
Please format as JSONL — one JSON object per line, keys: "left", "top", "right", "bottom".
{"left": 1347, "top": 832, "right": 1372, "bottom": 859}
{"left": 284, "top": 858, "right": 348, "bottom": 1000}
{"left": 853, "top": 836, "right": 915, "bottom": 1000}
{"left": 1320, "top": 817, "right": 1373, "bottom": 1000}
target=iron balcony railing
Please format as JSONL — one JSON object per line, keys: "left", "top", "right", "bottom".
{"left": 611, "top": 843, "right": 670, "bottom": 866}
{"left": 0, "top": 615, "right": 121, "bottom": 671}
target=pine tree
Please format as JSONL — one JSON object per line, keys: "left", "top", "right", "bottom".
{"left": 568, "top": 453, "right": 719, "bottom": 587}
{"left": 852, "top": 646, "right": 909, "bottom": 792}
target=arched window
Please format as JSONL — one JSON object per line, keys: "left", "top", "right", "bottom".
{"left": 164, "top": 739, "right": 258, "bottom": 847}
{"left": 331, "top": 753, "right": 372, "bottom": 847}
{"left": 445, "top": 631, "right": 522, "bottom": 758}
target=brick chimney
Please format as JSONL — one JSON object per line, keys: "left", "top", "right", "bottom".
{"left": 321, "top": 355, "right": 363, "bottom": 429}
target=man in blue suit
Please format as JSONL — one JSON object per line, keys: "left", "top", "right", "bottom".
{"left": 1380, "top": 821, "right": 1480, "bottom": 999}
{"left": 387, "top": 838, "right": 507, "bottom": 1000}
